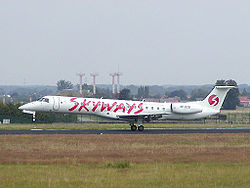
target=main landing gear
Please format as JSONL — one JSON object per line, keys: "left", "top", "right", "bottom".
{"left": 138, "top": 125, "right": 144, "bottom": 131}
{"left": 130, "top": 121, "right": 145, "bottom": 131}
{"left": 130, "top": 124, "right": 137, "bottom": 131}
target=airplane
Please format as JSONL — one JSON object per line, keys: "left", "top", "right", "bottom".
{"left": 19, "top": 86, "right": 234, "bottom": 131}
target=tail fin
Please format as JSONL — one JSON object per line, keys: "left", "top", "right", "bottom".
{"left": 201, "top": 86, "right": 235, "bottom": 111}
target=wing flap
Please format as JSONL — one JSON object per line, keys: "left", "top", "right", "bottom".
{"left": 117, "top": 112, "right": 169, "bottom": 120}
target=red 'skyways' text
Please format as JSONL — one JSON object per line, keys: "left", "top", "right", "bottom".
{"left": 68, "top": 98, "right": 143, "bottom": 114}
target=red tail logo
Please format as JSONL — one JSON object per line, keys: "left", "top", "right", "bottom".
{"left": 208, "top": 95, "right": 219, "bottom": 106}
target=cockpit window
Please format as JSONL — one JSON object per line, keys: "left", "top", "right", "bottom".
{"left": 37, "top": 98, "right": 43, "bottom": 102}
{"left": 37, "top": 97, "right": 49, "bottom": 103}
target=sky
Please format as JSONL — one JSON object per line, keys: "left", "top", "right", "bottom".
{"left": 0, "top": 0, "right": 249, "bottom": 86}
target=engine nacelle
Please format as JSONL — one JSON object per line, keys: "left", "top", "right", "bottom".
{"left": 171, "top": 103, "right": 202, "bottom": 114}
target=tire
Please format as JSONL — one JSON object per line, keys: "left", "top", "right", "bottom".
{"left": 131, "top": 125, "right": 137, "bottom": 131}
{"left": 138, "top": 125, "right": 144, "bottom": 131}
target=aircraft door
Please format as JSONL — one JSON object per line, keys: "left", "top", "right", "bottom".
{"left": 53, "top": 97, "right": 60, "bottom": 111}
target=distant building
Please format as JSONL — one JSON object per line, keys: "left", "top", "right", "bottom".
{"left": 165, "top": 97, "right": 179, "bottom": 103}
{"left": 239, "top": 96, "right": 250, "bottom": 107}
{"left": 144, "top": 96, "right": 180, "bottom": 103}
{"left": 144, "top": 98, "right": 160, "bottom": 103}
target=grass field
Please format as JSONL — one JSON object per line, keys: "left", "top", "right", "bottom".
{"left": 1, "top": 162, "right": 249, "bottom": 188}
{"left": 0, "top": 133, "right": 249, "bottom": 187}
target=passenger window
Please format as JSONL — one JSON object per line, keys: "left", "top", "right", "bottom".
{"left": 157, "top": 107, "right": 159, "bottom": 110}
{"left": 151, "top": 107, "right": 154, "bottom": 110}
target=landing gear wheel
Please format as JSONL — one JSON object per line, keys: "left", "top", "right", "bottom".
{"left": 131, "top": 125, "right": 137, "bottom": 131}
{"left": 138, "top": 125, "right": 144, "bottom": 131}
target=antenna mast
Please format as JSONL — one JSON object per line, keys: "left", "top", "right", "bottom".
{"left": 110, "top": 73, "right": 116, "bottom": 99}
{"left": 90, "top": 73, "right": 98, "bottom": 97}
{"left": 77, "top": 73, "right": 85, "bottom": 97}
{"left": 116, "top": 72, "right": 122, "bottom": 99}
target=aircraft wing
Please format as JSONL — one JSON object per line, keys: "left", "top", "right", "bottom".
{"left": 117, "top": 112, "right": 169, "bottom": 121}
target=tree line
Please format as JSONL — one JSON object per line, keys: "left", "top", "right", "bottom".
{"left": 118, "top": 79, "right": 240, "bottom": 110}
{"left": 0, "top": 103, "right": 77, "bottom": 123}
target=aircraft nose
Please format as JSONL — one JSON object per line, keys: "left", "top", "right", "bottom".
{"left": 18, "top": 105, "right": 25, "bottom": 110}
{"left": 18, "top": 103, "right": 33, "bottom": 111}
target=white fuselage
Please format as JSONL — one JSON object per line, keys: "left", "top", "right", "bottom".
{"left": 19, "top": 96, "right": 219, "bottom": 121}
{"left": 19, "top": 86, "right": 234, "bottom": 131}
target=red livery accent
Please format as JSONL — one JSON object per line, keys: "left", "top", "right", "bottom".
{"left": 101, "top": 102, "right": 106, "bottom": 112}
{"left": 78, "top": 99, "right": 91, "bottom": 112}
{"left": 92, "top": 101, "right": 101, "bottom": 112}
{"left": 68, "top": 98, "right": 79, "bottom": 111}
{"left": 114, "top": 103, "right": 125, "bottom": 113}
{"left": 208, "top": 95, "right": 219, "bottom": 106}
{"left": 107, "top": 102, "right": 117, "bottom": 111}
{"left": 69, "top": 99, "right": 144, "bottom": 115}
{"left": 127, "top": 103, "right": 135, "bottom": 114}
{"left": 134, "top": 103, "right": 143, "bottom": 114}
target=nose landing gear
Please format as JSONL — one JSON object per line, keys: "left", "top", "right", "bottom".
{"left": 32, "top": 112, "right": 36, "bottom": 122}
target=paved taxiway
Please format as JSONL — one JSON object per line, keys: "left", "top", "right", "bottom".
{"left": 0, "top": 128, "right": 250, "bottom": 135}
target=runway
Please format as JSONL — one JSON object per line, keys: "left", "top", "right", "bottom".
{"left": 0, "top": 128, "right": 250, "bottom": 135}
